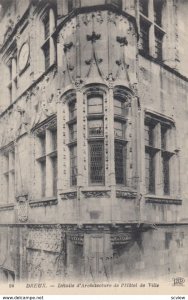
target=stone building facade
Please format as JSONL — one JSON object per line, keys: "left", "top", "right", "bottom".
{"left": 0, "top": 0, "right": 188, "bottom": 283}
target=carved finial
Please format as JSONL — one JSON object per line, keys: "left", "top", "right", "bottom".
{"left": 63, "top": 42, "right": 73, "bottom": 53}
{"left": 87, "top": 31, "right": 101, "bottom": 43}
{"left": 116, "top": 36, "right": 128, "bottom": 46}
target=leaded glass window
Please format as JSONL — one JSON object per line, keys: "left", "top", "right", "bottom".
{"left": 88, "top": 119, "right": 103, "bottom": 137}
{"left": 89, "top": 142, "right": 104, "bottom": 184}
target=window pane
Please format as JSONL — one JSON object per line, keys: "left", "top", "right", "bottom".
{"left": 69, "top": 100, "right": 77, "bottom": 119}
{"left": 139, "top": 0, "right": 148, "bottom": 16}
{"left": 114, "top": 98, "right": 128, "bottom": 117}
{"left": 162, "top": 154, "right": 170, "bottom": 195}
{"left": 154, "top": 0, "right": 163, "bottom": 26}
{"left": 89, "top": 142, "right": 104, "bottom": 184}
{"left": 88, "top": 119, "right": 103, "bottom": 137}
{"left": 145, "top": 124, "right": 154, "bottom": 146}
{"left": 70, "top": 145, "right": 77, "bottom": 186}
{"left": 44, "top": 44, "right": 50, "bottom": 71}
{"left": 52, "top": 156, "right": 57, "bottom": 196}
{"left": 43, "top": 14, "right": 50, "bottom": 40}
{"left": 114, "top": 121, "right": 125, "bottom": 139}
{"left": 161, "top": 126, "right": 167, "bottom": 150}
{"left": 51, "top": 129, "right": 57, "bottom": 151}
{"left": 115, "top": 142, "right": 126, "bottom": 184}
{"left": 155, "top": 30, "right": 163, "bottom": 60}
{"left": 40, "top": 160, "right": 46, "bottom": 197}
{"left": 145, "top": 151, "right": 155, "bottom": 193}
{"left": 88, "top": 96, "right": 103, "bottom": 114}
{"left": 140, "top": 20, "right": 150, "bottom": 53}
{"left": 39, "top": 134, "right": 46, "bottom": 156}
{"left": 69, "top": 123, "right": 77, "bottom": 141}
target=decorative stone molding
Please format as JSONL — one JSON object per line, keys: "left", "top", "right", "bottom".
{"left": 116, "top": 190, "right": 137, "bottom": 199}
{"left": 29, "top": 197, "right": 58, "bottom": 208}
{"left": 69, "top": 234, "right": 84, "bottom": 245}
{"left": 105, "top": 73, "right": 115, "bottom": 89}
{"left": 60, "top": 192, "right": 77, "bottom": 200}
{"left": 82, "top": 190, "right": 110, "bottom": 198}
{"left": 32, "top": 115, "right": 57, "bottom": 136}
{"left": 0, "top": 203, "right": 15, "bottom": 211}
{"left": 145, "top": 197, "right": 182, "bottom": 205}
{"left": 111, "top": 233, "right": 132, "bottom": 245}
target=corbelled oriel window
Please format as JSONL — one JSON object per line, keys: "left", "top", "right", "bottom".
{"left": 87, "top": 90, "right": 104, "bottom": 185}
{"left": 145, "top": 112, "right": 175, "bottom": 195}
{"left": 114, "top": 88, "right": 129, "bottom": 185}
{"left": 68, "top": 99, "right": 77, "bottom": 186}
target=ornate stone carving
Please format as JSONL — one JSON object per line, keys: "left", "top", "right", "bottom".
{"left": 106, "top": 73, "right": 115, "bottom": 89}
{"left": 96, "top": 11, "right": 104, "bottom": 24}
{"left": 116, "top": 190, "right": 137, "bottom": 199}
{"left": 17, "top": 195, "right": 28, "bottom": 223}
{"left": 33, "top": 115, "right": 57, "bottom": 136}
{"left": 60, "top": 192, "right": 77, "bottom": 200}
{"left": 82, "top": 14, "right": 92, "bottom": 26}
{"left": 69, "top": 234, "right": 84, "bottom": 245}
{"left": 27, "top": 226, "right": 63, "bottom": 252}
{"left": 82, "top": 191, "right": 110, "bottom": 198}
{"left": 107, "top": 12, "right": 116, "bottom": 25}
{"left": 111, "top": 233, "right": 132, "bottom": 245}
{"left": 116, "top": 36, "right": 128, "bottom": 46}
{"left": 87, "top": 31, "right": 101, "bottom": 43}
{"left": 63, "top": 42, "right": 73, "bottom": 53}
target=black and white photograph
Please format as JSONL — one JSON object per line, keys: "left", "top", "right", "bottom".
{"left": 0, "top": 0, "right": 188, "bottom": 297}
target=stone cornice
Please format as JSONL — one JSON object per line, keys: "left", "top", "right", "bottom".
{"left": 0, "top": 203, "right": 15, "bottom": 211}
{"left": 29, "top": 197, "right": 58, "bottom": 208}
{"left": 145, "top": 196, "right": 182, "bottom": 205}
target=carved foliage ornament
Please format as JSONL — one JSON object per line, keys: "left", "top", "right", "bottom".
{"left": 116, "top": 190, "right": 137, "bottom": 199}
{"left": 82, "top": 191, "right": 110, "bottom": 198}
{"left": 60, "top": 192, "right": 77, "bottom": 200}
{"left": 17, "top": 195, "right": 28, "bottom": 223}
